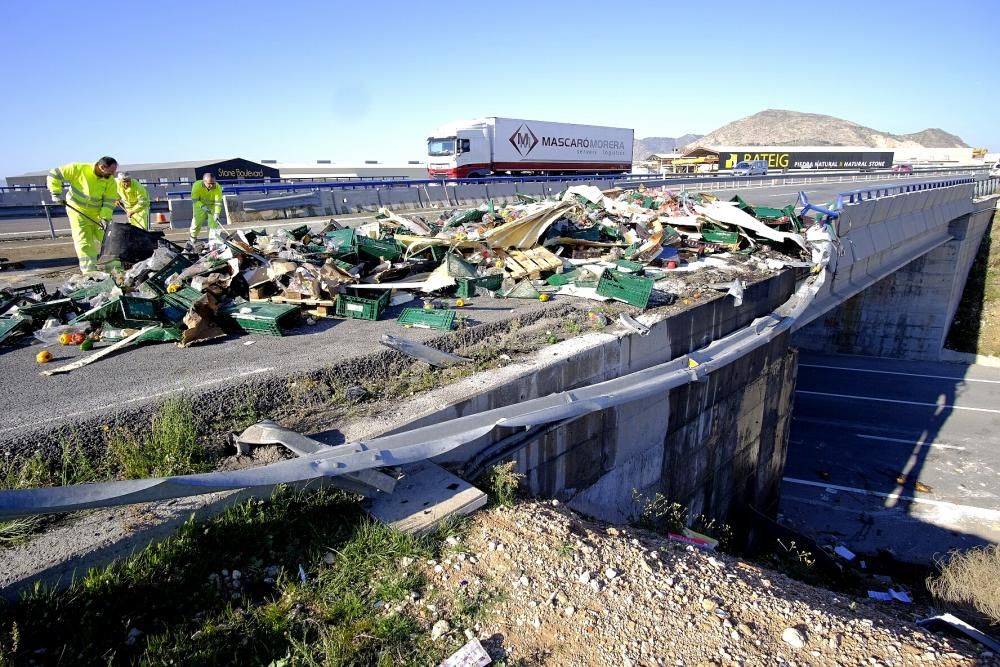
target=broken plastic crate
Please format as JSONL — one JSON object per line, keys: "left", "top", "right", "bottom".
{"left": 702, "top": 228, "right": 741, "bottom": 245}
{"left": 219, "top": 302, "right": 300, "bottom": 336}
{"left": 142, "top": 254, "right": 195, "bottom": 295}
{"left": 73, "top": 295, "right": 161, "bottom": 328}
{"left": 162, "top": 286, "right": 205, "bottom": 312}
{"left": 356, "top": 236, "right": 405, "bottom": 262}
{"left": 335, "top": 288, "right": 391, "bottom": 321}
{"left": 596, "top": 269, "right": 655, "bottom": 309}
{"left": 455, "top": 274, "right": 503, "bottom": 298}
{"left": 17, "top": 298, "right": 75, "bottom": 322}
{"left": 397, "top": 308, "right": 456, "bottom": 331}
{"left": 0, "top": 315, "right": 28, "bottom": 346}
{"left": 66, "top": 277, "right": 117, "bottom": 300}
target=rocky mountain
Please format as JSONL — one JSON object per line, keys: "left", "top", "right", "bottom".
{"left": 634, "top": 134, "right": 703, "bottom": 159}
{"left": 683, "top": 109, "right": 968, "bottom": 150}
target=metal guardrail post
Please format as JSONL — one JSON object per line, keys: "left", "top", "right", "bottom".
{"left": 41, "top": 202, "right": 56, "bottom": 239}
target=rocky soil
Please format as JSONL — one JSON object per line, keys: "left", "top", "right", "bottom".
{"left": 415, "top": 501, "right": 997, "bottom": 666}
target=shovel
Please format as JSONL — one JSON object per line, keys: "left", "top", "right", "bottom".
{"left": 64, "top": 201, "right": 107, "bottom": 231}
{"left": 235, "top": 420, "right": 397, "bottom": 496}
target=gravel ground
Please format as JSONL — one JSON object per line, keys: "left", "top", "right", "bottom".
{"left": 413, "top": 502, "right": 997, "bottom": 666}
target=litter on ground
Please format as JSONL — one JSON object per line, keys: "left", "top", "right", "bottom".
{"left": 0, "top": 185, "right": 829, "bottom": 374}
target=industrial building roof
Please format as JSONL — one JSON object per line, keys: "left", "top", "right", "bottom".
{"left": 11, "top": 158, "right": 242, "bottom": 178}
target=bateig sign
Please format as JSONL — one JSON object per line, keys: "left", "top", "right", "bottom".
{"left": 722, "top": 151, "right": 895, "bottom": 170}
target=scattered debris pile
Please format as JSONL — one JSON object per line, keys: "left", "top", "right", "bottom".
{"left": 0, "top": 186, "right": 821, "bottom": 373}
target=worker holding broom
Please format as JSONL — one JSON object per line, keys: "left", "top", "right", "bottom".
{"left": 115, "top": 172, "right": 150, "bottom": 230}
{"left": 47, "top": 156, "right": 119, "bottom": 272}
{"left": 188, "top": 172, "right": 225, "bottom": 248}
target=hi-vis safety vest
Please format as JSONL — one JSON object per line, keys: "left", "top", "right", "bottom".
{"left": 191, "top": 181, "right": 224, "bottom": 217}
{"left": 47, "top": 162, "right": 118, "bottom": 220}
{"left": 117, "top": 179, "right": 149, "bottom": 212}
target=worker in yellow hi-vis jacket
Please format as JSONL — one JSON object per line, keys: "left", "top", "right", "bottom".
{"left": 47, "top": 157, "right": 118, "bottom": 272}
{"left": 115, "top": 173, "right": 150, "bottom": 230}
{"left": 189, "top": 172, "right": 224, "bottom": 246}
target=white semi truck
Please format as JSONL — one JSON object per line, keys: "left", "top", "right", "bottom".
{"left": 426, "top": 117, "right": 634, "bottom": 179}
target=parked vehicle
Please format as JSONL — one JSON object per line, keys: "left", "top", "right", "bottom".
{"left": 732, "top": 160, "right": 768, "bottom": 176}
{"left": 426, "top": 118, "right": 634, "bottom": 179}
{"left": 891, "top": 164, "right": 914, "bottom": 173}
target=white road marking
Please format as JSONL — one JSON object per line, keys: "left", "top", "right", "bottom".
{"left": 782, "top": 477, "right": 1000, "bottom": 521}
{"left": 795, "top": 390, "right": 1000, "bottom": 414}
{"left": 800, "top": 362, "right": 1000, "bottom": 384}
{"left": 192, "top": 366, "right": 274, "bottom": 388}
{"left": 856, "top": 434, "right": 965, "bottom": 450}
{"left": 0, "top": 367, "right": 274, "bottom": 433}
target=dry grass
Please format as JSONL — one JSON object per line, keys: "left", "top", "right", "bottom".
{"left": 927, "top": 544, "right": 1000, "bottom": 626}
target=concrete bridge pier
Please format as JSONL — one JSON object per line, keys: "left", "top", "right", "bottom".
{"left": 792, "top": 199, "right": 997, "bottom": 360}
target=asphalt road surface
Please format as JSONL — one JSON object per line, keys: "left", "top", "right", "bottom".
{"left": 781, "top": 351, "right": 1000, "bottom": 563}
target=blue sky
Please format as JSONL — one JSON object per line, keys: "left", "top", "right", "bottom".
{"left": 1, "top": 0, "right": 996, "bottom": 180}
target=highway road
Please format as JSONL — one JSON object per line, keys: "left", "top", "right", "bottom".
{"left": 0, "top": 175, "right": 956, "bottom": 264}
{"left": 781, "top": 351, "right": 1000, "bottom": 563}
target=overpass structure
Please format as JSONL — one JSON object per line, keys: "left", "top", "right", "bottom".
{"left": 1, "top": 173, "right": 997, "bottom": 577}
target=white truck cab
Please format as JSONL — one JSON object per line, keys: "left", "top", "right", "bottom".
{"left": 426, "top": 119, "right": 492, "bottom": 179}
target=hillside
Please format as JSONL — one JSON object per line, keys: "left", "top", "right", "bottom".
{"left": 685, "top": 109, "right": 968, "bottom": 150}
{"left": 635, "top": 134, "right": 703, "bottom": 158}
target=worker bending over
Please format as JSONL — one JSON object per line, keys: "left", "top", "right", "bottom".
{"left": 190, "top": 172, "right": 224, "bottom": 246}
{"left": 47, "top": 156, "right": 118, "bottom": 272}
{"left": 116, "top": 173, "right": 150, "bottom": 230}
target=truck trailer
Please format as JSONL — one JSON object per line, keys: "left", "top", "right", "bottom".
{"left": 426, "top": 117, "right": 634, "bottom": 179}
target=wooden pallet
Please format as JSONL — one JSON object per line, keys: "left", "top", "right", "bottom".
{"left": 503, "top": 247, "right": 563, "bottom": 280}
{"left": 270, "top": 294, "right": 337, "bottom": 307}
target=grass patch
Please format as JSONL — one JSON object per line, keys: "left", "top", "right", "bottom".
{"left": 946, "top": 209, "right": 1000, "bottom": 355}
{"left": 479, "top": 461, "right": 524, "bottom": 508}
{"left": 927, "top": 544, "right": 1000, "bottom": 626}
{"left": 106, "top": 398, "right": 207, "bottom": 479}
{"left": 0, "top": 486, "right": 474, "bottom": 665}
{"left": 632, "top": 491, "right": 734, "bottom": 552}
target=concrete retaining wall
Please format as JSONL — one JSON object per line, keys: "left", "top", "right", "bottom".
{"left": 381, "top": 271, "right": 798, "bottom": 529}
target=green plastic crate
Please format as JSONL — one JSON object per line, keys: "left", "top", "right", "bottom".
{"left": 397, "top": 308, "right": 456, "bottom": 330}
{"left": 596, "top": 269, "right": 654, "bottom": 309}
{"left": 219, "top": 302, "right": 300, "bottom": 336}
{"left": 0, "top": 315, "right": 28, "bottom": 346}
{"left": 73, "top": 296, "right": 160, "bottom": 328}
{"left": 288, "top": 224, "right": 311, "bottom": 240}
{"left": 455, "top": 274, "right": 503, "bottom": 298}
{"left": 335, "top": 288, "right": 390, "bottom": 321}
{"left": 702, "top": 228, "right": 740, "bottom": 245}
{"left": 66, "top": 277, "right": 116, "bottom": 300}
{"left": 324, "top": 227, "right": 355, "bottom": 250}
{"left": 18, "top": 298, "right": 75, "bottom": 321}
{"left": 4, "top": 284, "right": 47, "bottom": 300}
{"left": 355, "top": 235, "right": 405, "bottom": 262}
{"left": 546, "top": 270, "right": 577, "bottom": 287}
{"left": 162, "top": 286, "right": 205, "bottom": 312}
{"left": 613, "top": 259, "right": 644, "bottom": 274}
{"left": 143, "top": 254, "right": 195, "bottom": 295}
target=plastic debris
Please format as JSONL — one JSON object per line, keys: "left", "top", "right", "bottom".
{"left": 380, "top": 334, "right": 471, "bottom": 368}
{"left": 867, "top": 589, "right": 912, "bottom": 603}
{"left": 439, "top": 638, "right": 492, "bottom": 667}
{"left": 917, "top": 613, "right": 1000, "bottom": 653}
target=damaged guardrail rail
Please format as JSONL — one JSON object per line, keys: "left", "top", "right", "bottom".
{"left": 0, "top": 216, "right": 836, "bottom": 519}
